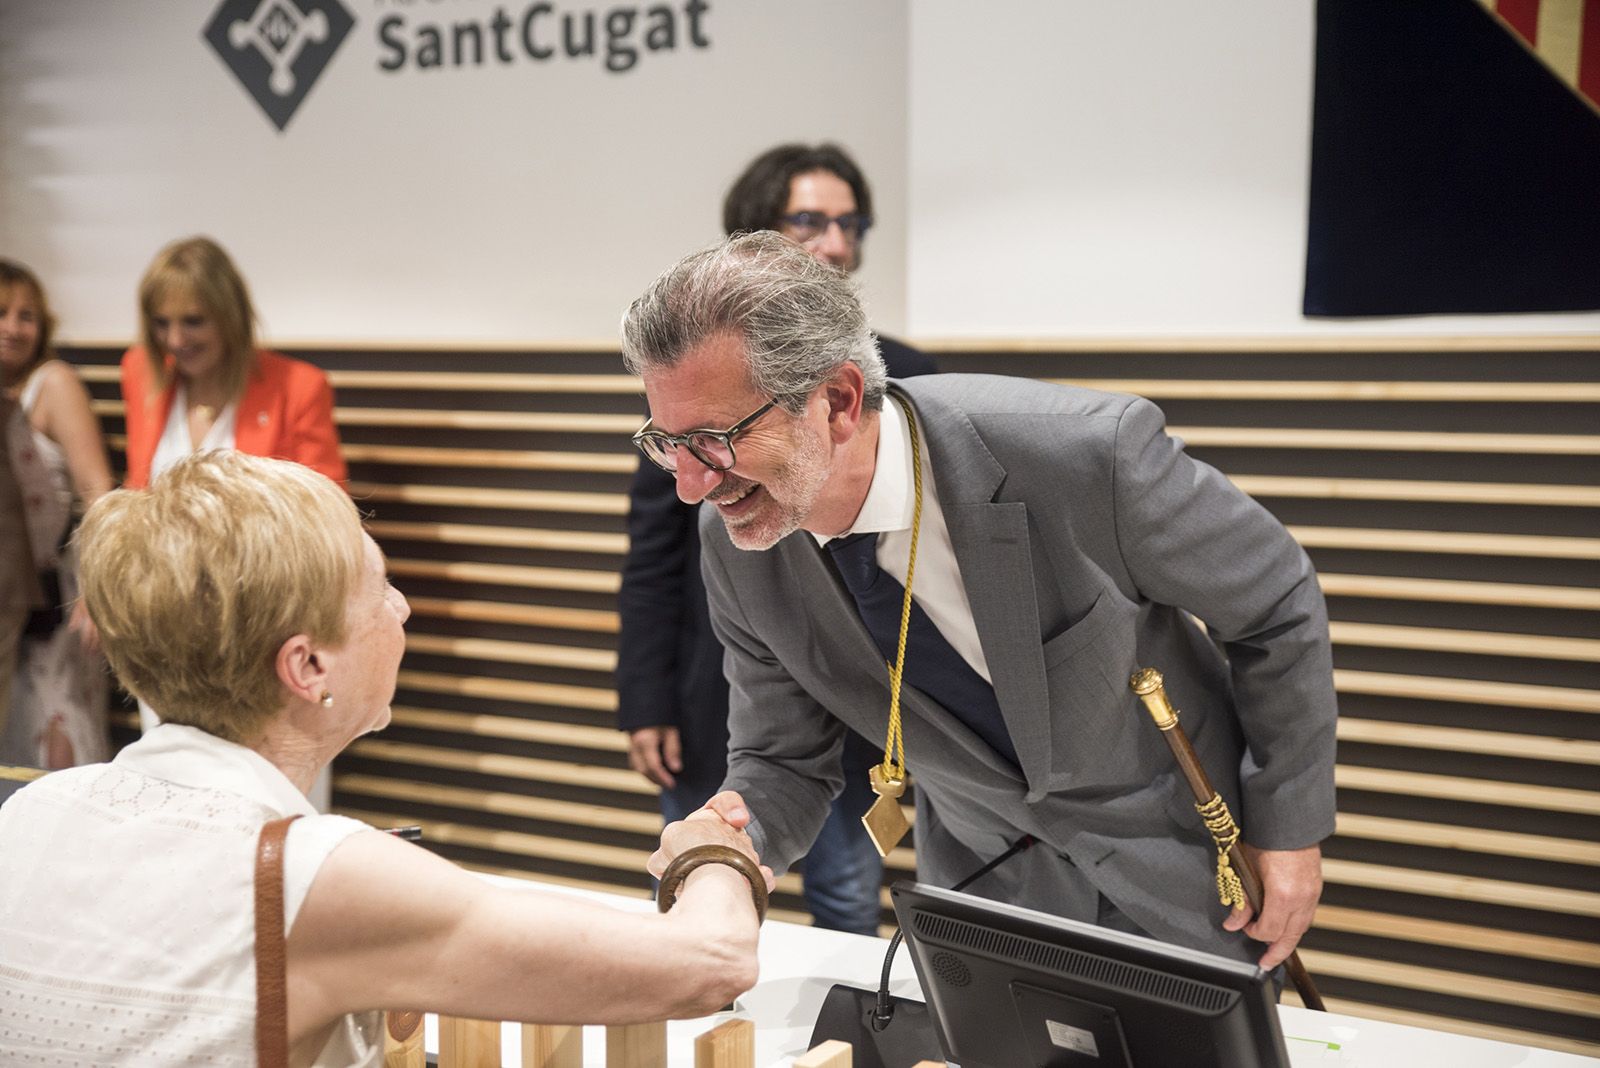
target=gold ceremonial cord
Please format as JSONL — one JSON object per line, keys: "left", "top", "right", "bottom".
{"left": 1195, "top": 793, "right": 1247, "bottom": 909}
{"left": 881, "top": 394, "right": 924, "bottom": 781}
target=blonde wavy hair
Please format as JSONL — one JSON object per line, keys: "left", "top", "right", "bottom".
{"left": 137, "top": 236, "right": 258, "bottom": 402}
{"left": 78, "top": 451, "right": 364, "bottom": 742}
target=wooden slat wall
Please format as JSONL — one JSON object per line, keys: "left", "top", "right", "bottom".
{"left": 66, "top": 339, "right": 1598, "bottom": 1058}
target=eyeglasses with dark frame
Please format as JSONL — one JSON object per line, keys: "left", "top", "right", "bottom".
{"left": 778, "top": 211, "right": 873, "bottom": 244}
{"left": 631, "top": 398, "right": 780, "bottom": 473}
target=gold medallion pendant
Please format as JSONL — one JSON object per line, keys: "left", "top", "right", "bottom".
{"left": 861, "top": 764, "right": 910, "bottom": 857}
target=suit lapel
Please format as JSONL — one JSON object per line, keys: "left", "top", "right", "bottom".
{"left": 905, "top": 386, "right": 1055, "bottom": 799}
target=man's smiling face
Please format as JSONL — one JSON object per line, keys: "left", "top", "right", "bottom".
{"left": 641, "top": 331, "right": 836, "bottom": 551}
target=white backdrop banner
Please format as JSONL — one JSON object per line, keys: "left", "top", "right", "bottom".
{"left": 0, "top": 0, "right": 910, "bottom": 343}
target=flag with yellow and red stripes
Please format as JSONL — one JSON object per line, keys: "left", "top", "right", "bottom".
{"left": 1482, "top": 0, "right": 1600, "bottom": 112}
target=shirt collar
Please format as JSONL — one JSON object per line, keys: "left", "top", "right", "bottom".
{"left": 113, "top": 722, "right": 318, "bottom": 818}
{"left": 812, "top": 392, "right": 916, "bottom": 546}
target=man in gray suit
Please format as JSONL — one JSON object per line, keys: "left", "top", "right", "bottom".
{"left": 628, "top": 234, "right": 1335, "bottom": 970}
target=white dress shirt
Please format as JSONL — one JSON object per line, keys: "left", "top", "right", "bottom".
{"left": 813, "top": 394, "right": 993, "bottom": 682}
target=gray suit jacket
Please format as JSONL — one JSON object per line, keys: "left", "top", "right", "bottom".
{"left": 700, "top": 375, "right": 1337, "bottom": 961}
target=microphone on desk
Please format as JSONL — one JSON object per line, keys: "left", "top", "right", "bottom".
{"left": 808, "top": 833, "right": 1037, "bottom": 1068}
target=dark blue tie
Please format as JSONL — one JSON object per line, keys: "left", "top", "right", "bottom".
{"left": 826, "top": 532, "right": 1019, "bottom": 768}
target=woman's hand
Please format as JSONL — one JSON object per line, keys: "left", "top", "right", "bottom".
{"left": 68, "top": 599, "right": 100, "bottom": 657}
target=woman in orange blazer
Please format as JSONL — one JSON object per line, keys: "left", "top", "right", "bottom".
{"left": 120, "top": 236, "right": 346, "bottom": 490}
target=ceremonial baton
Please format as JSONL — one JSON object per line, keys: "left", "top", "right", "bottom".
{"left": 1129, "top": 667, "right": 1327, "bottom": 1011}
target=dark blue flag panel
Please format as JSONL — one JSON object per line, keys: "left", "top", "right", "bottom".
{"left": 1305, "top": 0, "right": 1600, "bottom": 317}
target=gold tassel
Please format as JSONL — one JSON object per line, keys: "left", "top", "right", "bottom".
{"left": 1195, "top": 794, "right": 1247, "bottom": 909}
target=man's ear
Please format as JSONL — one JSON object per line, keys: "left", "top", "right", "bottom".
{"left": 821, "top": 361, "right": 867, "bottom": 444}
{"left": 275, "top": 633, "right": 329, "bottom": 707}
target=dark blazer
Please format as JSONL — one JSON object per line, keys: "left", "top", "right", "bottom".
{"left": 615, "top": 337, "right": 937, "bottom": 801}
{"left": 701, "top": 375, "right": 1337, "bottom": 962}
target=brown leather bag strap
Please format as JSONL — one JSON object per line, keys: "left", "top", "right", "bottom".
{"left": 255, "top": 815, "right": 302, "bottom": 1068}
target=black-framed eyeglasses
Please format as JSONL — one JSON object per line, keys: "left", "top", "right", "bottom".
{"left": 631, "top": 399, "right": 780, "bottom": 473}
{"left": 778, "top": 211, "right": 873, "bottom": 244}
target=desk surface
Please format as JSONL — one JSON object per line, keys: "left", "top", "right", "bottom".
{"left": 441, "top": 879, "right": 1597, "bottom": 1067}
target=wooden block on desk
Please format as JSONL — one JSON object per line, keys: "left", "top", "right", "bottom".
{"left": 693, "top": 1018, "right": 753, "bottom": 1067}
{"left": 439, "top": 1016, "right": 501, "bottom": 1068}
{"left": 523, "top": 1023, "right": 582, "bottom": 1068}
{"left": 383, "top": 1010, "right": 424, "bottom": 1068}
{"left": 606, "top": 1020, "right": 666, "bottom": 1067}
{"left": 794, "top": 1039, "right": 852, "bottom": 1068}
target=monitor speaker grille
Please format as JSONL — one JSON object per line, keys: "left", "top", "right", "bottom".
{"left": 911, "top": 910, "right": 1237, "bottom": 1014}
{"left": 930, "top": 949, "right": 973, "bottom": 988}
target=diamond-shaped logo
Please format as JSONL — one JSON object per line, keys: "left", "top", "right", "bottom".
{"left": 203, "top": 0, "right": 354, "bottom": 132}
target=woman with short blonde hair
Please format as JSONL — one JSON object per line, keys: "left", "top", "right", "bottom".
{"left": 0, "top": 452, "right": 765, "bottom": 1066}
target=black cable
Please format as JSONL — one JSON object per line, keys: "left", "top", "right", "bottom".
{"left": 872, "top": 834, "right": 1037, "bottom": 1028}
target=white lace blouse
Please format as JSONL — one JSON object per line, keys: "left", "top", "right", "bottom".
{"left": 0, "top": 724, "right": 382, "bottom": 1066}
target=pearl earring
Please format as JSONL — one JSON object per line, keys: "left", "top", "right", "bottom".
{"left": 320, "top": 692, "right": 334, "bottom": 708}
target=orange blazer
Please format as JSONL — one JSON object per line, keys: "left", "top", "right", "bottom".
{"left": 119, "top": 348, "right": 347, "bottom": 489}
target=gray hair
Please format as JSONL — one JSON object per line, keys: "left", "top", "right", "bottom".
{"left": 621, "top": 232, "right": 887, "bottom": 413}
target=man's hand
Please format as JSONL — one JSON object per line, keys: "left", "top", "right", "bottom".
{"left": 646, "top": 790, "right": 775, "bottom": 892}
{"left": 626, "top": 726, "right": 682, "bottom": 788}
{"left": 1222, "top": 843, "right": 1323, "bottom": 970}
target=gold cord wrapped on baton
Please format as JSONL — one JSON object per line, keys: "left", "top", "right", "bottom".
{"left": 1129, "top": 668, "right": 1326, "bottom": 1011}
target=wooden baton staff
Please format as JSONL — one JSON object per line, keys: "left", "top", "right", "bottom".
{"left": 1129, "top": 668, "right": 1326, "bottom": 1011}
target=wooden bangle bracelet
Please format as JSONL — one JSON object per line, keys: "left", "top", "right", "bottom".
{"left": 656, "top": 844, "right": 768, "bottom": 924}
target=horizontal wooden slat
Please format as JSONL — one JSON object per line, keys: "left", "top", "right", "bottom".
{"left": 345, "top": 738, "right": 648, "bottom": 793}
{"left": 1335, "top": 765, "right": 1600, "bottom": 815}
{"left": 1234, "top": 474, "right": 1600, "bottom": 507}
{"left": 329, "top": 371, "right": 641, "bottom": 393}
{"left": 1334, "top": 669, "right": 1600, "bottom": 713}
{"left": 1335, "top": 811, "right": 1600, "bottom": 866}
{"left": 385, "top": 705, "right": 626, "bottom": 751}
{"left": 342, "top": 443, "right": 635, "bottom": 473}
{"left": 396, "top": 669, "right": 616, "bottom": 711}
{"left": 387, "top": 558, "right": 620, "bottom": 594}
{"left": 1290, "top": 526, "right": 1600, "bottom": 559}
{"left": 336, "top": 773, "right": 658, "bottom": 833}
{"left": 336, "top": 408, "right": 638, "bottom": 433}
{"left": 351, "top": 482, "right": 626, "bottom": 515}
{"left": 1298, "top": 950, "right": 1600, "bottom": 1016}
{"left": 1317, "top": 573, "right": 1600, "bottom": 611}
{"left": 1329, "top": 621, "right": 1600, "bottom": 662}
{"left": 1057, "top": 378, "right": 1600, "bottom": 401}
{"left": 1322, "top": 857, "right": 1600, "bottom": 915}
{"left": 1337, "top": 718, "right": 1600, "bottom": 766}
{"left": 1174, "top": 426, "right": 1600, "bottom": 454}
{"left": 369, "top": 521, "right": 626, "bottom": 554}
{"left": 1311, "top": 904, "right": 1600, "bottom": 966}
{"left": 406, "top": 596, "right": 618, "bottom": 633}
{"left": 918, "top": 334, "right": 1600, "bottom": 353}
{"left": 405, "top": 634, "right": 616, "bottom": 672}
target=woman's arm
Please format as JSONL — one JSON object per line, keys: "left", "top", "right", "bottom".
{"left": 282, "top": 365, "right": 347, "bottom": 485}
{"left": 33, "top": 361, "right": 114, "bottom": 505}
{"left": 285, "top": 825, "right": 760, "bottom": 1045}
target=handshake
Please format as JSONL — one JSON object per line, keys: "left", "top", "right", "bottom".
{"left": 648, "top": 789, "right": 778, "bottom": 897}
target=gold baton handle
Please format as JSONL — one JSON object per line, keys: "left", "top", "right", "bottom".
{"left": 1129, "top": 668, "right": 1327, "bottom": 1011}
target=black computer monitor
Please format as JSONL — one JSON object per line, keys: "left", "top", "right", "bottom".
{"left": 892, "top": 883, "right": 1290, "bottom": 1068}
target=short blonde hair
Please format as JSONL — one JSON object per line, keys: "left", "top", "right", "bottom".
{"left": 137, "top": 236, "right": 258, "bottom": 402}
{"left": 78, "top": 451, "right": 364, "bottom": 742}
